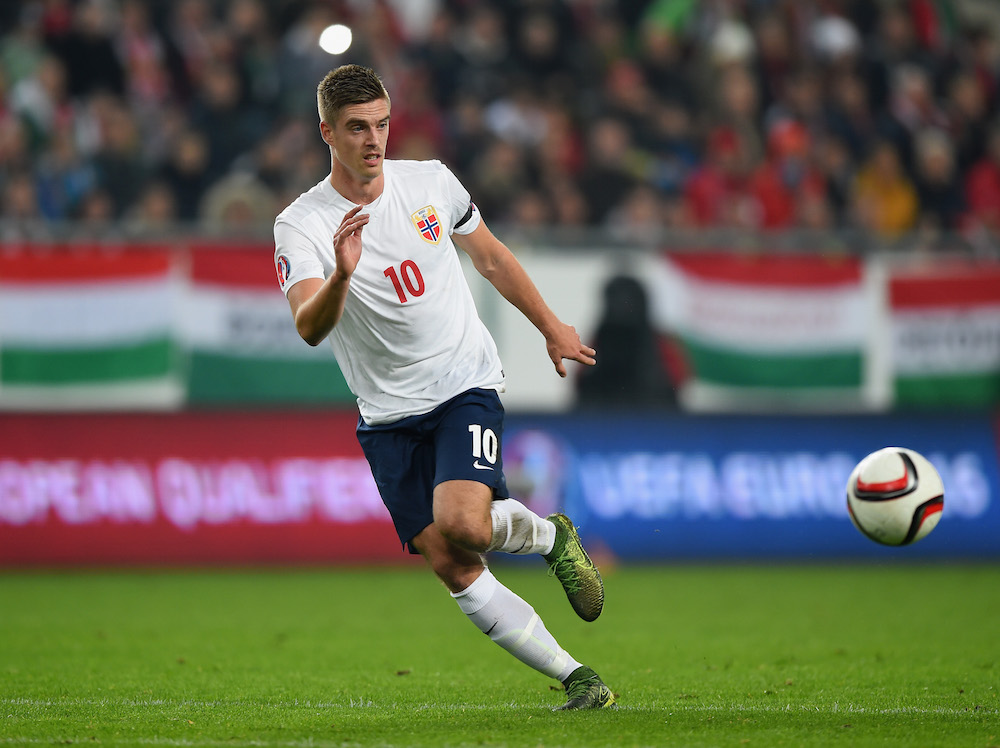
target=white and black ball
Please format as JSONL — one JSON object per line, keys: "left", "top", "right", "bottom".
{"left": 846, "top": 447, "right": 944, "bottom": 546}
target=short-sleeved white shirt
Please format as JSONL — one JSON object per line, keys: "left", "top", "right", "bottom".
{"left": 274, "top": 159, "right": 504, "bottom": 425}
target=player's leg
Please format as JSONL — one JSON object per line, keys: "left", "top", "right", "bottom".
{"left": 411, "top": 513, "right": 613, "bottom": 708}
{"left": 433, "top": 389, "right": 605, "bottom": 622}
{"left": 412, "top": 514, "right": 579, "bottom": 680}
{"left": 362, "top": 389, "right": 613, "bottom": 708}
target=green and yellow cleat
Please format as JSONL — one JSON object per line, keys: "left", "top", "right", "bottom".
{"left": 544, "top": 513, "right": 604, "bottom": 622}
{"left": 554, "top": 665, "right": 616, "bottom": 711}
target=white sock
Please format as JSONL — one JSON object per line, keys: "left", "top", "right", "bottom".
{"left": 451, "top": 569, "right": 581, "bottom": 681}
{"left": 486, "top": 498, "right": 556, "bottom": 555}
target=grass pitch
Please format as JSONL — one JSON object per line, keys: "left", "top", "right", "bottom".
{"left": 1, "top": 563, "right": 997, "bottom": 747}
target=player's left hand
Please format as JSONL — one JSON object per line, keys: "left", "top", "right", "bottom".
{"left": 547, "top": 324, "right": 596, "bottom": 378}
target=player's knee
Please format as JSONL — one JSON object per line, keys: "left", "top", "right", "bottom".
{"left": 436, "top": 514, "right": 490, "bottom": 552}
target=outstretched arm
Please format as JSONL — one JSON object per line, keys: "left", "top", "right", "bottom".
{"left": 454, "top": 220, "right": 596, "bottom": 377}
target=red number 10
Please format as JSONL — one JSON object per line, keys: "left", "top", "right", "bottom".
{"left": 384, "top": 260, "right": 425, "bottom": 303}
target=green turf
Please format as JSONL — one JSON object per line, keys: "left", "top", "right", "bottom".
{"left": 1, "top": 563, "right": 998, "bottom": 747}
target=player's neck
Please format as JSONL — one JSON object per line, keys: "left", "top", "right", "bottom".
{"left": 329, "top": 167, "right": 385, "bottom": 206}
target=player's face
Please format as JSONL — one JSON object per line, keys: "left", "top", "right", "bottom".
{"left": 325, "top": 99, "right": 390, "bottom": 184}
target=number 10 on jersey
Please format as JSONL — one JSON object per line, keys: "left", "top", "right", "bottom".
{"left": 384, "top": 260, "right": 425, "bottom": 303}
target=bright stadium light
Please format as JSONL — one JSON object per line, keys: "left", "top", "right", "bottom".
{"left": 319, "top": 24, "right": 352, "bottom": 55}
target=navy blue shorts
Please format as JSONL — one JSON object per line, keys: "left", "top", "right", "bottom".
{"left": 356, "top": 388, "right": 509, "bottom": 554}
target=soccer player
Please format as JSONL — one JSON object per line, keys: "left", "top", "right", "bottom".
{"left": 274, "top": 64, "right": 614, "bottom": 711}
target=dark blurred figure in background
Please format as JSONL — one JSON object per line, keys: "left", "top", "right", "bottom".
{"left": 577, "top": 274, "right": 676, "bottom": 410}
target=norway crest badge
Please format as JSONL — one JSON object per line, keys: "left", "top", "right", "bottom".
{"left": 411, "top": 205, "right": 442, "bottom": 244}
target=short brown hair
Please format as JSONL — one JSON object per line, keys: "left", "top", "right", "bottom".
{"left": 317, "top": 64, "right": 390, "bottom": 124}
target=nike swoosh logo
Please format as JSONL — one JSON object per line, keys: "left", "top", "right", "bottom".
{"left": 473, "top": 460, "right": 494, "bottom": 471}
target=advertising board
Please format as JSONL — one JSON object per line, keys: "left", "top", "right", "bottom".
{"left": 2, "top": 411, "right": 996, "bottom": 565}
{"left": 0, "top": 412, "right": 399, "bottom": 565}
{"left": 504, "top": 412, "right": 999, "bottom": 560}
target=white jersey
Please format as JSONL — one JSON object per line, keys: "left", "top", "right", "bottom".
{"left": 274, "top": 159, "right": 505, "bottom": 425}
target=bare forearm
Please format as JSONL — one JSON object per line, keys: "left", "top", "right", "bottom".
{"left": 457, "top": 222, "right": 595, "bottom": 376}
{"left": 475, "top": 246, "right": 595, "bottom": 376}
{"left": 478, "top": 251, "right": 559, "bottom": 337}
{"left": 290, "top": 274, "right": 351, "bottom": 346}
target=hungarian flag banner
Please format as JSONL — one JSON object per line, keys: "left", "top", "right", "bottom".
{"left": 182, "top": 245, "right": 353, "bottom": 404}
{"left": 0, "top": 249, "right": 182, "bottom": 409}
{"left": 652, "top": 252, "right": 869, "bottom": 410}
{"left": 890, "top": 260, "right": 1000, "bottom": 408}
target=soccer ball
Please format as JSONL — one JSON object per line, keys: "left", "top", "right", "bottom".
{"left": 845, "top": 447, "right": 944, "bottom": 546}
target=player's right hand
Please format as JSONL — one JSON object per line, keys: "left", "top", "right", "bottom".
{"left": 332, "top": 204, "right": 369, "bottom": 279}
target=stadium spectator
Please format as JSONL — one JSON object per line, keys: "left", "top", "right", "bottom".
{"left": 964, "top": 123, "right": 1000, "bottom": 234}
{"left": 188, "top": 60, "right": 261, "bottom": 181}
{"left": 683, "top": 126, "right": 756, "bottom": 229}
{"left": 117, "top": 0, "right": 174, "bottom": 114}
{"left": 751, "top": 11, "right": 798, "bottom": 119}
{"left": 226, "top": 0, "right": 282, "bottom": 116}
{"left": 534, "top": 102, "right": 586, "bottom": 183}
{"left": 508, "top": 5, "right": 578, "bottom": 90}
{"left": 405, "top": 8, "right": 464, "bottom": 109}
{"left": 577, "top": 116, "right": 643, "bottom": 224}
{"left": 467, "top": 138, "right": 532, "bottom": 223}
{"left": 595, "top": 59, "right": 659, "bottom": 148}
{"left": 165, "top": 0, "right": 220, "bottom": 99}
{"left": 123, "top": 179, "right": 177, "bottom": 238}
{"left": 8, "top": 54, "right": 70, "bottom": 153}
{"left": 156, "top": 127, "right": 212, "bottom": 222}
{"left": 89, "top": 94, "right": 148, "bottom": 218}
{"left": 824, "top": 71, "right": 881, "bottom": 161}
{"left": 748, "top": 120, "right": 828, "bottom": 230}
{"left": 451, "top": 6, "right": 510, "bottom": 104}
{"left": 708, "top": 63, "right": 765, "bottom": 170}
{"left": 913, "top": 127, "right": 966, "bottom": 231}
{"left": 73, "top": 185, "right": 119, "bottom": 238}
{"left": 862, "top": 3, "right": 938, "bottom": 113}
{"left": 880, "top": 63, "right": 951, "bottom": 174}
{"left": 1, "top": 169, "right": 42, "bottom": 229}
{"left": 34, "top": 128, "right": 96, "bottom": 220}
{"left": 945, "top": 69, "right": 992, "bottom": 172}
{"left": 0, "top": 3, "right": 47, "bottom": 88}
{"left": 634, "top": 16, "right": 696, "bottom": 111}
{"left": 645, "top": 97, "right": 699, "bottom": 196}
{"left": 200, "top": 170, "right": 275, "bottom": 234}
{"left": 965, "top": 26, "right": 1000, "bottom": 113}
{"left": 0, "top": 102, "right": 31, "bottom": 176}
{"left": 604, "top": 184, "right": 669, "bottom": 245}
{"left": 815, "top": 132, "right": 857, "bottom": 227}
{"left": 850, "top": 139, "right": 918, "bottom": 238}
{"left": 384, "top": 66, "right": 447, "bottom": 159}
{"left": 45, "top": 0, "right": 125, "bottom": 99}
{"left": 546, "top": 175, "right": 589, "bottom": 230}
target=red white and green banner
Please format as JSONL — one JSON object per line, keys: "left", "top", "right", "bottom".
{"left": 0, "top": 245, "right": 354, "bottom": 409}
{"left": 2, "top": 245, "right": 999, "bottom": 412}
{"left": 650, "top": 252, "right": 871, "bottom": 410}
{"left": 0, "top": 250, "right": 183, "bottom": 409}
{"left": 889, "top": 260, "right": 1000, "bottom": 408}
{"left": 182, "top": 245, "right": 353, "bottom": 405}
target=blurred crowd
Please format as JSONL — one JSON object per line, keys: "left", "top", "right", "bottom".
{"left": 1, "top": 0, "right": 1000, "bottom": 249}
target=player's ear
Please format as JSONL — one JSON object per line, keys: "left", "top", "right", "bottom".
{"left": 319, "top": 120, "right": 335, "bottom": 146}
